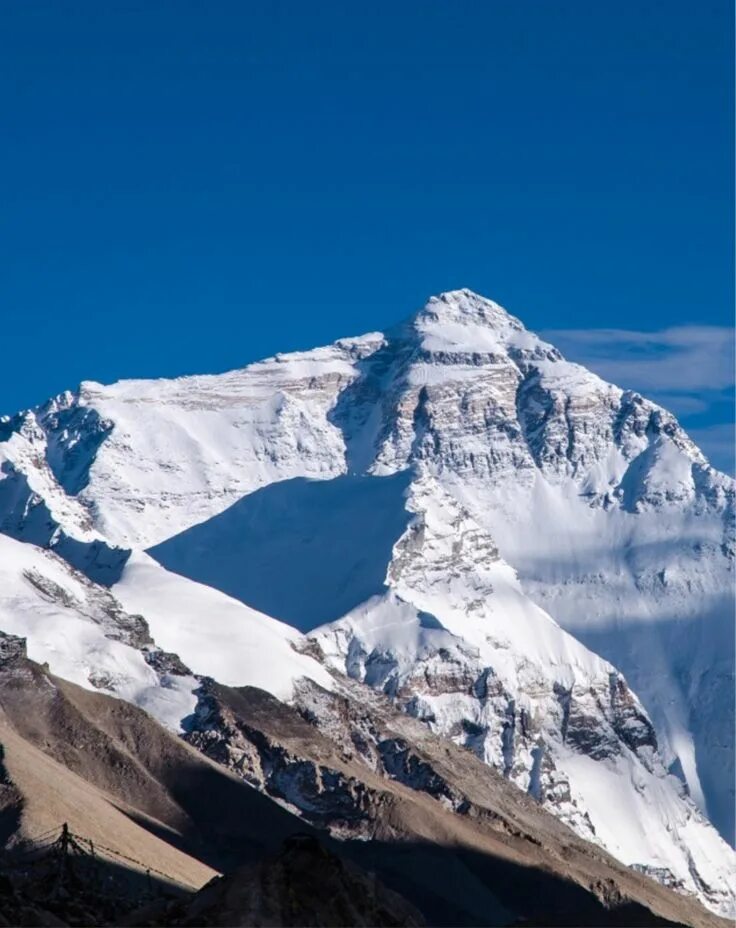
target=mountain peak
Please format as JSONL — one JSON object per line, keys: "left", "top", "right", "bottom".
{"left": 419, "top": 289, "right": 523, "bottom": 331}
{"left": 401, "top": 288, "right": 535, "bottom": 357}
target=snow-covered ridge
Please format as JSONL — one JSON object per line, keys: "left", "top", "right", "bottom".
{"left": 0, "top": 288, "right": 733, "bottom": 915}
{"left": 0, "top": 530, "right": 333, "bottom": 728}
{"left": 311, "top": 473, "right": 734, "bottom": 913}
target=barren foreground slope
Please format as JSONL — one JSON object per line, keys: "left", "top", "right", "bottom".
{"left": 0, "top": 634, "right": 726, "bottom": 927}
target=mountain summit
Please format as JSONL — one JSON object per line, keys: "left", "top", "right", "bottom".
{"left": 0, "top": 290, "right": 733, "bottom": 917}
{"left": 416, "top": 287, "right": 524, "bottom": 326}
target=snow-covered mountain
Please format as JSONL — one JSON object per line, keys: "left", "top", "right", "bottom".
{"left": 0, "top": 289, "right": 733, "bottom": 915}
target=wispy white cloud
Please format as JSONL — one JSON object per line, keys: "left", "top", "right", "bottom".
{"left": 543, "top": 326, "right": 734, "bottom": 393}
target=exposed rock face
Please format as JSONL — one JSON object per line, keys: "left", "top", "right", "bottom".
{"left": 0, "top": 652, "right": 720, "bottom": 928}
{"left": 0, "top": 633, "right": 27, "bottom": 667}
{"left": 184, "top": 681, "right": 379, "bottom": 836}
{"left": 177, "top": 677, "right": 725, "bottom": 928}
{"left": 0, "top": 289, "right": 732, "bottom": 915}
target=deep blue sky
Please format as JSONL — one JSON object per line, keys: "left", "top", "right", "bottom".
{"left": 1, "top": 1, "right": 733, "bottom": 468}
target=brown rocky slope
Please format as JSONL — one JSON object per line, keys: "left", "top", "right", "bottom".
{"left": 0, "top": 635, "right": 727, "bottom": 927}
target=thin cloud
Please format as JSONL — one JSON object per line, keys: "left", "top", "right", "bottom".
{"left": 543, "top": 326, "right": 734, "bottom": 393}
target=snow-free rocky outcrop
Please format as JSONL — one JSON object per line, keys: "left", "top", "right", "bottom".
{"left": 0, "top": 289, "right": 733, "bottom": 916}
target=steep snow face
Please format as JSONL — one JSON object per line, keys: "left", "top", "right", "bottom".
{"left": 0, "top": 335, "right": 380, "bottom": 550}
{"left": 325, "top": 290, "right": 734, "bottom": 845}
{"left": 0, "top": 531, "right": 333, "bottom": 727}
{"left": 114, "top": 552, "right": 335, "bottom": 697}
{"left": 148, "top": 471, "right": 413, "bottom": 629}
{"left": 0, "top": 532, "right": 198, "bottom": 731}
{"left": 0, "top": 288, "right": 733, "bottom": 914}
{"left": 312, "top": 474, "right": 735, "bottom": 915}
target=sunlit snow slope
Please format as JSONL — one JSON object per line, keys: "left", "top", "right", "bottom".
{"left": 0, "top": 289, "right": 733, "bottom": 915}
